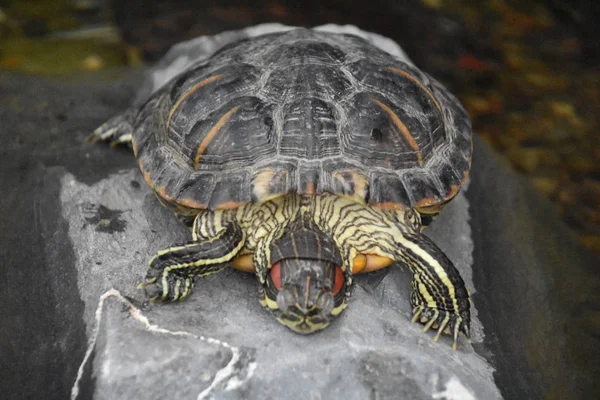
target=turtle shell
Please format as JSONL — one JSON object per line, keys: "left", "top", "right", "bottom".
{"left": 132, "top": 28, "right": 472, "bottom": 214}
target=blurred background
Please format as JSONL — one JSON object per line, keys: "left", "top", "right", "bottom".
{"left": 1, "top": 0, "right": 599, "bottom": 255}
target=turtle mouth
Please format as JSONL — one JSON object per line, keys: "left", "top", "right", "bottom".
{"left": 259, "top": 284, "right": 349, "bottom": 334}
{"left": 272, "top": 288, "right": 348, "bottom": 334}
{"left": 276, "top": 312, "right": 331, "bottom": 334}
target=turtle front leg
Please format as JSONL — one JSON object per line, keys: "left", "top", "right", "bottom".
{"left": 142, "top": 216, "right": 245, "bottom": 302}
{"left": 395, "top": 232, "right": 471, "bottom": 349}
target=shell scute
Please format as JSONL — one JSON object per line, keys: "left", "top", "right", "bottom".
{"left": 261, "top": 64, "right": 352, "bottom": 103}
{"left": 182, "top": 96, "right": 276, "bottom": 170}
{"left": 208, "top": 173, "right": 252, "bottom": 210}
{"left": 252, "top": 167, "right": 292, "bottom": 202}
{"left": 342, "top": 92, "right": 426, "bottom": 168}
{"left": 279, "top": 98, "right": 340, "bottom": 159}
{"left": 369, "top": 174, "right": 410, "bottom": 208}
{"left": 167, "top": 63, "right": 262, "bottom": 138}
{"left": 176, "top": 172, "right": 216, "bottom": 209}
{"left": 262, "top": 39, "right": 347, "bottom": 67}
{"left": 402, "top": 170, "right": 444, "bottom": 208}
{"left": 331, "top": 170, "right": 369, "bottom": 201}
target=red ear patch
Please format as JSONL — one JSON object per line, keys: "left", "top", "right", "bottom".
{"left": 270, "top": 261, "right": 282, "bottom": 290}
{"left": 332, "top": 266, "right": 345, "bottom": 295}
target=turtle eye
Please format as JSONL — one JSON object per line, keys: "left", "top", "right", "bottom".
{"left": 270, "top": 261, "right": 282, "bottom": 290}
{"left": 332, "top": 266, "right": 345, "bottom": 295}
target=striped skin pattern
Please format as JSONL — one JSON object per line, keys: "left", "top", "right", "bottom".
{"left": 142, "top": 193, "right": 470, "bottom": 348}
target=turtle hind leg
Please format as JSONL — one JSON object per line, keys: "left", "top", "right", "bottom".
{"left": 87, "top": 108, "right": 136, "bottom": 146}
{"left": 142, "top": 222, "right": 245, "bottom": 302}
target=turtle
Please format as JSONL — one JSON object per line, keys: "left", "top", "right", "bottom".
{"left": 91, "top": 27, "right": 473, "bottom": 348}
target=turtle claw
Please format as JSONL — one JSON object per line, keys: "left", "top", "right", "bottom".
{"left": 411, "top": 305, "right": 470, "bottom": 349}
{"left": 137, "top": 278, "right": 156, "bottom": 290}
{"left": 433, "top": 315, "right": 451, "bottom": 342}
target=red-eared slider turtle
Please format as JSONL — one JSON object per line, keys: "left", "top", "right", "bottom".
{"left": 92, "top": 28, "right": 472, "bottom": 348}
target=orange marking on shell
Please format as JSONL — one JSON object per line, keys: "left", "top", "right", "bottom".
{"left": 140, "top": 160, "right": 155, "bottom": 190}
{"left": 231, "top": 254, "right": 255, "bottom": 273}
{"left": 177, "top": 197, "right": 207, "bottom": 211}
{"left": 193, "top": 106, "right": 239, "bottom": 169}
{"left": 167, "top": 74, "right": 224, "bottom": 130}
{"left": 138, "top": 151, "right": 206, "bottom": 215}
{"left": 156, "top": 185, "right": 176, "bottom": 203}
{"left": 141, "top": 165, "right": 181, "bottom": 211}
{"left": 414, "top": 196, "right": 442, "bottom": 209}
{"left": 446, "top": 183, "right": 461, "bottom": 200}
{"left": 139, "top": 160, "right": 174, "bottom": 203}
{"left": 372, "top": 99, "right": 423, "bottom": 167}
{"left": 352, "top": 254, "right": 394, "bottom": 274}
{"left": 415, "top": 203, "right": 445, "bottom": 214}
{"left": 414, "top": 183, "right": 463, "bottom": 212}
{"left": 373, "top": 202, "right": 409, "bottom": 210}
{"left": 215, "top": 200, "right": 246, "bottom": 210}
{"left": 386, "top": 67, "right": 442, "bottom": 112}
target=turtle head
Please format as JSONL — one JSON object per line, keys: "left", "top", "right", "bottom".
{"left": 259, "top": 226, "right": 348, "bottom": 334}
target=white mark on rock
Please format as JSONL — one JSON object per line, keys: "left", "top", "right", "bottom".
{"left": 70, "top": 288, "right": 254, "bottom": 400}
{"left": 432, "top": 376, "right": 476, "bottom": 400}
{"left": 225, "top": 361, "right": 257, "bottom": 391}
